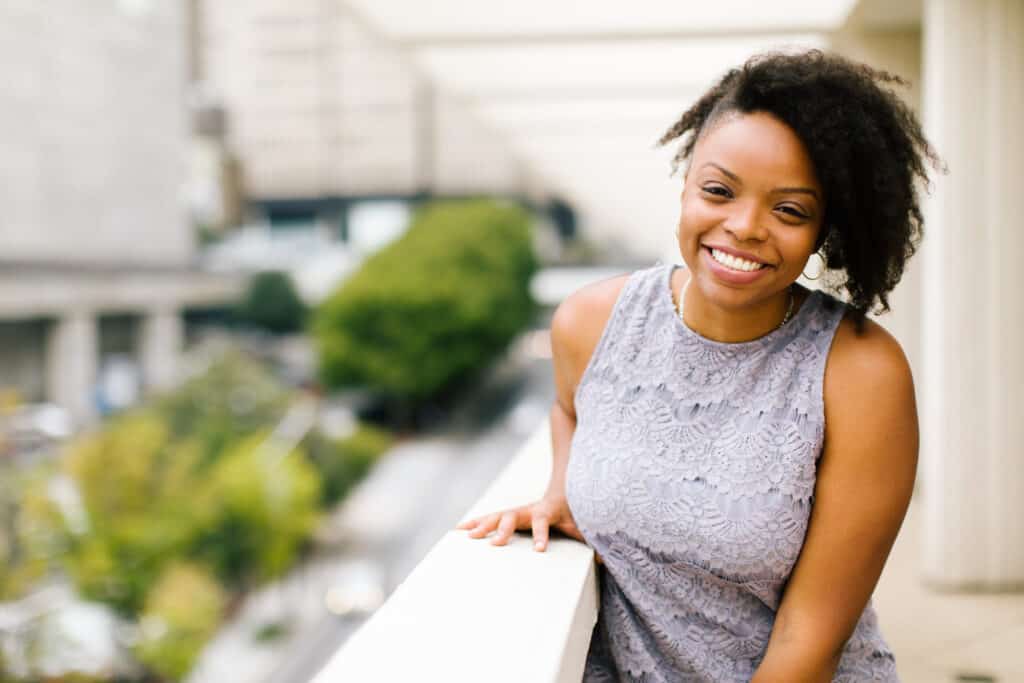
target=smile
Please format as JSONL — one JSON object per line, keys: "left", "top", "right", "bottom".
{"left": 706, "top": 247, "right": 769, "bottom": 272}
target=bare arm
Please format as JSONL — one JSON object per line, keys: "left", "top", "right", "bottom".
{"left": 457, "top": 273, "right": 630, "bottom": 553}
{"left": 541, "top": 295, "right": 582, "bottom": 500}
{"left": 750, "top": 317, "right": 918, "bottom": 682}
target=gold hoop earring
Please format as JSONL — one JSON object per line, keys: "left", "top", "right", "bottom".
{"left": 802, "top": 251, "right": 826, "bottom": 280}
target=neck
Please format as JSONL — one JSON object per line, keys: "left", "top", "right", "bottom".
{"left": 678, "top": 276, "right": 796, "bottom": 343}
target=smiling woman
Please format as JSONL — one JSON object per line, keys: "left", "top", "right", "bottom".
{"left": 457, "top": 49, "right": 943, "bottom": 683}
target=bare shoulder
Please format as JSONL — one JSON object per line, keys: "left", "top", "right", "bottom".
{"left": 826, "top": 313, "right": 914, "bottom": 393}
{"left": 823, "top": 312, "right": 917, "bottom": 446}
{"left": 549, "top": 271, "right": 632, "bottom": 414}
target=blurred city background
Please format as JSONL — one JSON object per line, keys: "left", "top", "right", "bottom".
{"left": 0, "top": 1, "right": 1020, "bottom": 682}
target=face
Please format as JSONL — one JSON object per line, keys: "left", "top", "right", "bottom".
{"left": 676, "top": 110, "right": 824, "bottom": 310}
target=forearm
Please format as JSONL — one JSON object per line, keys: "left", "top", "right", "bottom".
{"left": 750, "top": 647, "right": 838, "bottom": 683}
{"left": 751, "top": 618, "right": 841, "bottom": 683}
{"left": 544, "top": 400, "right": 576, "bottom": 500}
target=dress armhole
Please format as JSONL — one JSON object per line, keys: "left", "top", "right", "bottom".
{"left": 571, "top": 271, "right": 640, "bottom": 410}
{"left": 815, "top": 298, "right": 849, "bottom": 462}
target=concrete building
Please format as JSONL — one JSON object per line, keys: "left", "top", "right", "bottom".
{"left": 194, "top": 0, "right": 560, "bottom": 240}
{"left": 0, "top": 0, "right": 241, "bottom": 427}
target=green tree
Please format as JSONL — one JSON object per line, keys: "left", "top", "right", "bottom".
{"left": 192, "top": 432, "right": 321, "bottom": 586}
{"left": 0, "top": 465, "right": 53, "bottom": 601}
{"left": 314, "top": 199, "right": 538, "bottom": 415}
{"left": 60, "top": 412, "right": 205, "bottom": 614}
{"left": 154, "top": 350, "right": 290, "bottom": 466}
{"left": 134, "top": 562, "right": 226, "bottom": 681}
{"left": 234, "top": 271, "right": 307, "bottom": 334}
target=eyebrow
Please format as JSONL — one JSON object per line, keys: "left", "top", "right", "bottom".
{"left": 701, "top": 162, "right": 820, "bottom": 200}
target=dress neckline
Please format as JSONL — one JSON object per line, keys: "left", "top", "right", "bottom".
{"left": 663, "top": 263, "right": 819, "bottom": 350}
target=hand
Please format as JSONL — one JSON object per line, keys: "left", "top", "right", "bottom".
{"left": 455, "top": 494, "right": 588, "bottom": 554}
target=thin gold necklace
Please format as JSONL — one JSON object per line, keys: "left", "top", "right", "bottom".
{"left": 677, "top": 277, "right": 795, "bottom": 335}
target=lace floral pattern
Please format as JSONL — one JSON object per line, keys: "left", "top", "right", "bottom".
{"left": 565, "top": 263, "right": 900, "bottom": 682}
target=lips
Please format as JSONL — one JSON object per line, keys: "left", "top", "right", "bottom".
{"left": 700, "top": 245, "right": 773, "bottom": 285}
{"left": 703, "top": 244, "right": 774, "bottom": 266}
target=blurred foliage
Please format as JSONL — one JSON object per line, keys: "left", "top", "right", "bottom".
{"left": 314, "top": 199, "right": 538, "bottom": 412}
{"left": 233, "top": 271, "right": 307, "bottom": 335}
{"left": 134, "top": 562, "right": 225, "bottom": 681}
{"left": 252, "top": 620, "right": 290, "bottom": 643}
{"left": 6, "top": 349, "right": 392, "bottom": 681}
{"left": 0, "top": 467, "right": 52, "bottom": 601}
{"left": 60, "top": 412, "right": 206, "bottom": 614}
{"left": 154, "top": 350, "right": 289, "bottom": 466}
{"left": 57, "top": 415, "right": 322, "bottom": 615}
{"left": 303, "top": 423, "right": 392, "bottom": 506}
{"left": 191, "top": 431, "right": 321, "bottom": 586}
{"left": 195, "top": 223, "right": 223, "bottom": 247}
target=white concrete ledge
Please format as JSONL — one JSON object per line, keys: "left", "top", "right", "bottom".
{"left": 311, "top": 418, "right": 599, "bottom": 683}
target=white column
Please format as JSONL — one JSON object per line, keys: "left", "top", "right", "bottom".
{"left": 920, "top": 0, "right": 1024, "bottom": 588}
{"left": 140, "top": 307, "right": 184, "bottom": 393}
{"left": 47, "top": 311, "right": 98, "bottom": 427}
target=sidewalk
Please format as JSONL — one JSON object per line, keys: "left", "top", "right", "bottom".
{"left": 875, "top": 494, "right": 1024, "bottom": 683}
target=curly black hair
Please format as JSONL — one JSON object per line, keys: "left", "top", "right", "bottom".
{"left": 657, "top": 49, "right": 945, "bottom": 332}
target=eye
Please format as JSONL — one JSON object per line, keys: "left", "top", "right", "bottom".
{"left": 701, "top": 185, "right": 732, "bottom": 198}
{"left": 776, "top": 205, "right": 809, "bottom": 219}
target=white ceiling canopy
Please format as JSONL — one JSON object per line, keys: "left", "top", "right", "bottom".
{"left": 346, "top": 0, "right": 858, "bottom": 42}
{"left": 416, "top": 35, "right": 825, "bottom": 97}
{"left": 343, "top": 1, "right": 852, "bottom": 261}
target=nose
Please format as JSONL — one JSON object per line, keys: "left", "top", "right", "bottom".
{"left": 723, "top": 201, "right": 768, "bottom": 242}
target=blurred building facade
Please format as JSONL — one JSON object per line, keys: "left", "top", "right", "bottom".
{"left": 0, "top": 0, "right": 241, "bottom": 427}
{"left": 193, "top": 0, "right": 561, "bottom": 239}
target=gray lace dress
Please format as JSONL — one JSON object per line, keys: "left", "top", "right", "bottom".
{"left": 564, "top": 263, "right": 900, "bottom": 682}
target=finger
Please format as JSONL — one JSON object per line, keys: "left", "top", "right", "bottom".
{"left": 556, "top": 518, "right": 585, "bottom": 543}
{"left": 490, "top": 511, "right": 519, "bottom": 546}
{"left": 532, "top": 514, "right": 550, "bottom": 552}
{"left": 467, "top": 513, "right": 501, "bottom": 538}
{"left": 455, "top": 518, "right": 478, "bottom": 529}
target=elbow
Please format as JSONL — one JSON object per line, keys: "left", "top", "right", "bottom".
{"left": 751, "top": 656, "right": 839, "bottom": 683}
{"left": 751, "top": 634, "right": 844, "bottom": 683}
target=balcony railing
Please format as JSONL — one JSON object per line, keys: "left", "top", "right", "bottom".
{"left": 311, "top": 418, "right": 599, "bottom": 682}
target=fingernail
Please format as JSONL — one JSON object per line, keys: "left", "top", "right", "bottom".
{"left": 535, "top": 542, "right": 544, "bottom": 551}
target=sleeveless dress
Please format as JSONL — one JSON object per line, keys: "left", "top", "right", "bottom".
{"left": 564, "top": 263, "right": 900, "bottom": 682}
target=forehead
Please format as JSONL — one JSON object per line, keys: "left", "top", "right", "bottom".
{"left": 692, "top": 111, "right": 820, "bottom": 188}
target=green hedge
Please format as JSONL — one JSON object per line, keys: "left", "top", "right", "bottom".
{"left": 313, "top": 199, "right": 538, "bottom": 404}
{"left": 234, "top": 271, "right": 307, "bottom": 334}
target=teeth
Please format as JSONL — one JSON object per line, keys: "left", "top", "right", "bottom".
{"left": 710, "top": 248, "right": 766, "bottom": 272}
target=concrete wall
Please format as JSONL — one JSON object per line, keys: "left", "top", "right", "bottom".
{"left": 0, "top": 0, "right": 192, "bottom": 266}
{"left": 198, "top": 0, "right": 525, "bottom": 200}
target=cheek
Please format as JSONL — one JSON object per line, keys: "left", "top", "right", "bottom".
{"left": 779, "top": 233, "right": 820, "bottom": 267}
{"left": 677, "top": 199, "right": 716, "bottom": 238}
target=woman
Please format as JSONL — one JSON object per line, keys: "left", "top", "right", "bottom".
{"left": 457, "top": 50, "right": 942, "bottom": 682}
